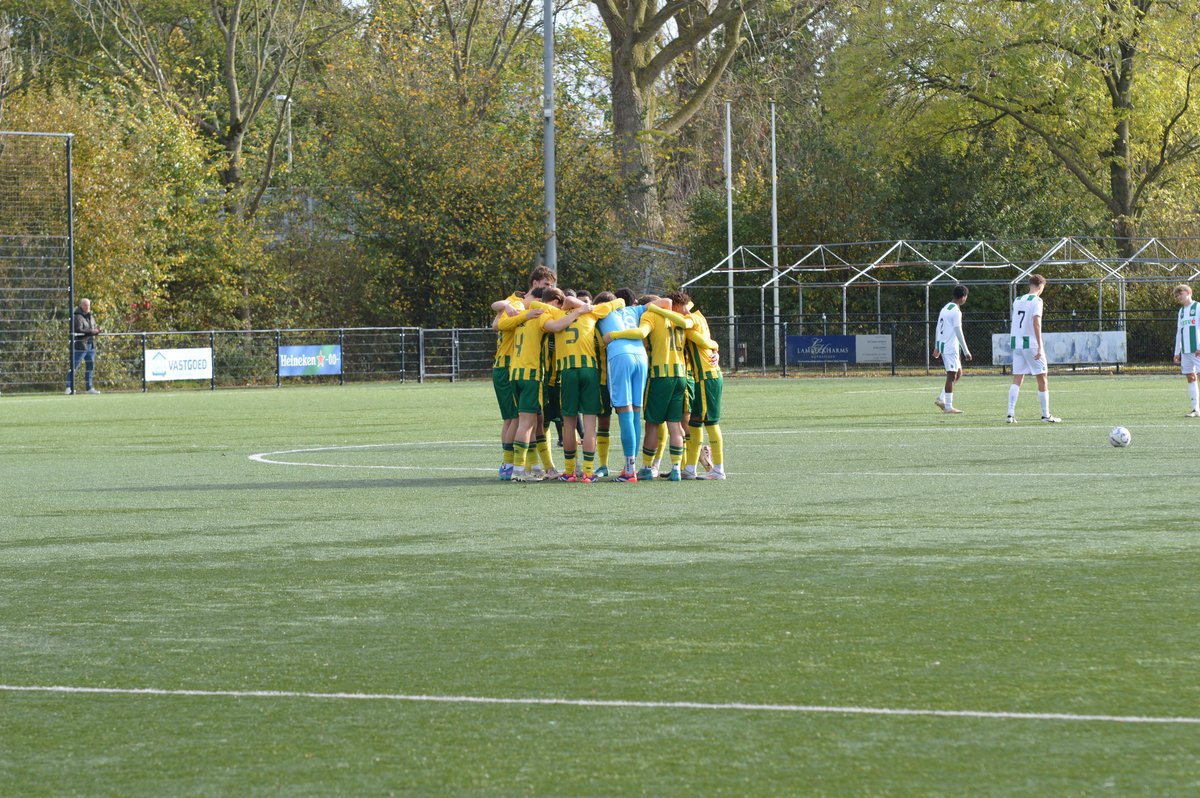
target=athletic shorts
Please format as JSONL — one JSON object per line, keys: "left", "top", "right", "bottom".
{"left": 560, "top": 366, "right": 601, "bottom": 417}
{"left": 607, "top": 351, "right": 648, "bottom": 408}
{"left": 690, "top": 376, "right": 723, "bottom": 423}
{"left": 541, "top": 382, "right": 561, "bottom": 422}
{"left": 493, "top": 367, "right": 518, "bottom": 420}
{"left": 1181, "top": 352, "right": 1200, "bottom": 375}
{"left": 514, "top": 378, "right": 542, "bottom": 415}
{"left": 940, "top": 349, "right": 962, "bottom": 373}
{"left": 1012, "top": 349, "right": 1047, "bottom": 376}
{"left": 643, "top": 376, "right": 686, "bottom": 425}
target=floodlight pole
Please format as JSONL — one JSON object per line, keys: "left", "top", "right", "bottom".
{"left": 542, "top": 0, "right": 557, "bottom": 273}
{"left": 771, "top": 101, "right": 780, "bottom": 366}
{"left": 725, "top": 101, "right": 735, "bottom": 361}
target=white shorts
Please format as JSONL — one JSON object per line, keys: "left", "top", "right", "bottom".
{"left": 1181, "top": 352, "right": 1200, "bottom": 375}
{"left": 940, "top": 349, "right": 962, "bottom": 373}
{"left": 1012, "top": 349, "right": 1047, "bottom": 376}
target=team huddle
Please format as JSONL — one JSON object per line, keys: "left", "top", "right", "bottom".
{"left": 933, "top": 275, "right": 1200, "bottom": 418}
{"left": 490, "top": 266, "right": 726, "bottom": 483}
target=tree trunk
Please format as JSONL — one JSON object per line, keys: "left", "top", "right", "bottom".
{"left": 610, "top": 39, "right": 665, "bottom": 239}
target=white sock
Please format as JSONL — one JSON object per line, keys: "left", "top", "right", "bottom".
{"left": 1039, "top": 391, "right": 1050, "bottom": 417}
{"left": 938, "top": 391, "right": 946, "bottom": 402}
{"left": 1007, "top": 385, "right": 1019, "bottom": 416}
{"left": 944, "top": 392, "right": 954, "bottom": 410}
{"left": 1189, "top": 382, "right": 1198, "bottom": 410}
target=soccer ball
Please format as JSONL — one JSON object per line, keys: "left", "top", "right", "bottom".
{"left": 1109, "top": 426, "right": 1131, "bottom": 448}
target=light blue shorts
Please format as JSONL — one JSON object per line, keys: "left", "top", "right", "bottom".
{"left": 606, "top": 351, "right": 648, "bottom": 408}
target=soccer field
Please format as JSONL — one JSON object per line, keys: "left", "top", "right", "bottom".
{"left": 2, "top": 375, "right": 1198, "bottom": 795}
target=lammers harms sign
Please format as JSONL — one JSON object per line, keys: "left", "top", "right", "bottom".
{"left": 786, "top": 335, "right": 893, "bottom": 365}
{"left": 278, "top": 345, "right": 342, "bottom": 376}
{"left": 145, "top": 348, "right": 213, "bottom": 382}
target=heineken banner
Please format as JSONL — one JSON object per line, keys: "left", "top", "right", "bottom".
{"left": 279, "top": 345, "right": 342, "bottom": 376}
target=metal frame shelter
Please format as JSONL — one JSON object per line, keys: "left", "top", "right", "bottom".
{"left": 682, "top": 236, "right": 1200, "bottom": 368}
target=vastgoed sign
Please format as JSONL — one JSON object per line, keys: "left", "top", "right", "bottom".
{"left": 145, "top": 348, "right": 213, "bottom": 382}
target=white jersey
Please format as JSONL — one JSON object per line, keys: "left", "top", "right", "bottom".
{"left": 1177, "top": 301, "right": 1200, "bottom": 355}
{"left": 935, "top": 302, "right": 969, "bottom": 357}
{"left": 1009, "top": 293, "right": 1043, "bottom": 350}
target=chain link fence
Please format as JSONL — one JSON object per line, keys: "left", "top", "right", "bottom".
{"left": 3, "top": 310, "right": 1187, "bottom": 393}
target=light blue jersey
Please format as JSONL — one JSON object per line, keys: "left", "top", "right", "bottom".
{"left": 597, "top": 304, "right": 650, "bottom": 359}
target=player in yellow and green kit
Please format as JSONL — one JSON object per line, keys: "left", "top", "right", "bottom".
{"left": 538, "top": 294, "right": 613, "bottom": 482}
{"left": 682, "top": 299, "right": 726, "bottom": 479}
{"left": 495, "top": 288, "right": 561, "bottom": 482}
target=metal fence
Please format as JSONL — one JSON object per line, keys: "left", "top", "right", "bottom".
{"left": 3, "top": 311, "right": 1187, "bottom": 394}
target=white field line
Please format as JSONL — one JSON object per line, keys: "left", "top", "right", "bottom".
{"left": 1, "top": 684, "right": 1196, "bottom": 726}
{"left": 250, "top": 441, "right": 495, "bottom": 471}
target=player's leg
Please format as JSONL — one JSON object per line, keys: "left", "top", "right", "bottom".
{"left": 595, "top": 389, "right": 612, "bottom": 477}
{"left": 700, "top": 376, "right": 726, "bottom": 479}
{"left": 1008, "top": 355, "right": 1028, "bottom": 421}
{"left": 607, "top": 354, "right": 640, "bottom": 479}
{"left": 941, "top": 350, "right": 963, "bottom": 413}
{"left": 665, "top": 378, "right": 686, "bottom": 481}
{"left": 558, "top": 370, "right": 580, "bottom": 480}
{"left": 1184, "top": 355, "right": 1200, "bottom": 416}
{"left": 639, "top": 378, "right": 668, "bottom": 480}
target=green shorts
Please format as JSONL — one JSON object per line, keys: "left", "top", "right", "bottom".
{"left": 493, "top": 367, "right": 518, "bottom": 420}
{"left": 692, "top": 375, "right": 723, "bottom": 423}
{"left": 598, "top": 379, "right": 612, "bottom": 417}
{"left": 514, "top": 378, "right": 542, "bottom": 415}
{"left": 560, "top": 367, "right": 601, "bottom": 417}
{"left": 541, "top": 382, "right": 561, "bottom": 423}
{"left": 643, "top": 376, "right": 686, "bottom": 425}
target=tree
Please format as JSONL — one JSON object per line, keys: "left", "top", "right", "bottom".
{"left": 67, "top": 0, "right": 359, "bottom": 216}
{"left": 592, "top": 0, "right": 826, "bottom": 239}
{"left": 835, "top": 0, "right": 1200, "bottom": 256}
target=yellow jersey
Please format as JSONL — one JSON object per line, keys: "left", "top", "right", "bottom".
{"left": 641, "top": 305, "right": 692, "bottom": 378}
{"left": 492, "top": 293, "right": 524, "bottom": 368}
{"left": 684, "top": 309, "right": 721, "bottom": 380}
{"left": 497, "top": 307, "right": 552, "bottom": 381}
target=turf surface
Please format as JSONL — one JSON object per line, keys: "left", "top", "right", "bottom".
{"left": 1, "top": 375, "right": 1198, "bottom": 795}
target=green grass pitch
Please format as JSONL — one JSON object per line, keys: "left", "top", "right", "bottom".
{"left": 1, "top": 375, "right": 1198, "bottom": 795}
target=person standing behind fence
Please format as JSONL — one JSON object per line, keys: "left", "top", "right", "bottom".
{"left": 66, "top": 297, "right": 102, "bottom": 395}
{"left": 932, "top": 284, "right": 971, "bottom": 414}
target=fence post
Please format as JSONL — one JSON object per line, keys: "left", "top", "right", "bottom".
{"left": 782, "top": 322, "right": 788, "bottom": 378}
{"left": 418, "top": 328, "right": 426, "bottom": 384}
{"left": 891, "top": 322, "right": 897, "bottom": 376}
{"left": 209, "top": 331, "right": 216, "bottom": 390}
{"left": 275, "top": 331, "right": 281, "bottom": 388}
{"left": 339, "top": 329, "right": 345, "bottom": 385}
{"left": 141, "top": 333, "right": 147, "bottom": 392}
{"left": 451, "top": 328, "right": 459, "bottom": 383}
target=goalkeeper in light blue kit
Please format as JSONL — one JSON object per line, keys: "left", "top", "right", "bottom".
{"left": 592, "top": 287, "right": 651, "bottom": 482}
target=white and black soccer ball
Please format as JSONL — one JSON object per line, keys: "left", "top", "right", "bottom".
{"left": 1109, "top": 426, "right": 1131, "bottom": 448}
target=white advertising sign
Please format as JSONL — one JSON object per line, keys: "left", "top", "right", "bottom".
{"left": 855, "top": 335, "right": 893, "bottom": 364}
{"left": 992, "top": 331, "right": 1127, "bottom": 365}
{"left": 145, "top": 347, "right": 214, "bottom": 382}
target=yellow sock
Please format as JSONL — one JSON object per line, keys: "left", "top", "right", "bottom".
{"left": 654, "top": 423, "right": 668, "bottom": 462}
{"left": 669, "top": 445, "right": 684, "bottom": 468}
{"left": 564, "top": 450, "right": 576, "bottom": 477}
{"left": 596, "top": 430, "right": 610, "bottom": 470}
{"left": 582, "top": 451, "right": 595, "bottom": 477}
{"left": 514, "top": 442, "right": 530, "bottom": 471}
{"left": 537, "top": 436, "right": 554, "bottom": 470}
{"left": 685, "top": 425, "right": 703, "bottom": 468}
{"left": 642, "top": 446, "right": 655, "bottom": 468}
{"left": 707, "top": 424, "right": 724, "bottom": 467}
{"left": 503, "top": 443, "right": 515, "bottom": 466}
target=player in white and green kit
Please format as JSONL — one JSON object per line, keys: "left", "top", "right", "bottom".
{"left": 1172, "top": 284, "right": 1200, "bottom": 417}
{"left": 932, "top": 284, "right": 971, "bottom": 414}
{"left": 1006, "top": 274, "right": 1061, "bottom": 423}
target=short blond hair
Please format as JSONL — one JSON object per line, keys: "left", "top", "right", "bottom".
{"left": 1174, "top": 284, "right": 1192, "bottom": 298}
